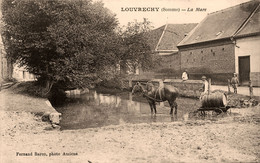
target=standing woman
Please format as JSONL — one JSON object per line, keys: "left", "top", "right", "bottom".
{"left": 182, "top": 70, "right": 189, "bottom": 81}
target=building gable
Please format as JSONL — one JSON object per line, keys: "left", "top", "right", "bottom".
{"left": 178, "top": 0, "right": 260, "bottom": 47}
{"left": 235, "top": 3, "right": 260, "bottom": 37}
{"left": 145, "top": 23, "right": 197, "bottom": 53}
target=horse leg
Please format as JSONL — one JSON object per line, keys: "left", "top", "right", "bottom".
{"left": 148, "top": 101, "right": 154, "bottom": 114}
{"left": 173, "top": 101, "right": 178, "bottom": 115}
{"left": 168, "top": 100, "right": 174, "bottom": 115}
{"left": 153, "top": 101, "right": 157, "bottom": 114}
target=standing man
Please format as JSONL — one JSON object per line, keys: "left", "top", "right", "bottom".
{"left": 231, "top": 73, "right": 239, "bottom": 94}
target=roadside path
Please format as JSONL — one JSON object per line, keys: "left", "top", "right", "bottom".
{"left": 211, "top": 85, "right": 260, "bottom": 97}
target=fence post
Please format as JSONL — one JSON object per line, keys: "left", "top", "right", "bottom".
{"left": 129, "top": 80, "right": 132, "bottom": 89}
{"left": 227, "top": 79, "right": 231, "bottom": 94}
{"left": 208, "top": 78, "right": 211, "bottom": 95}
{"left": 249, "top": 80, "right": 253, "bottom": 99}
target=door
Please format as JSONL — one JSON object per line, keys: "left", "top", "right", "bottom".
{"left": 238, "top": 56, "right": 250, "bottom": 85}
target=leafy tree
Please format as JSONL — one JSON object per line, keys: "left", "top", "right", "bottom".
{"left": 1, "top": 0, "right": 159, "bottom": 92}
{"left": 1, "top": 0, "right": 119, "bottom": 90}
{"left": 119, "top": 18, "right": 159, "bottom": 74}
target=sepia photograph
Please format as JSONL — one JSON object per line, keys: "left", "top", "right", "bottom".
{"left": 0, "top": 0, "right": 259, "bottom": 162}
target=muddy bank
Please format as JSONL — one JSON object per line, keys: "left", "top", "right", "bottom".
{"left": 1, "top": 83, "right": 260, "bottom": 162}
{"left": 1, "top": 106, "right": 260, "bottom": 163}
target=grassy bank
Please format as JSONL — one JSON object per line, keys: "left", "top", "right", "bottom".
{"left": 9, "top": 81, "right": 48, "bottom": 98}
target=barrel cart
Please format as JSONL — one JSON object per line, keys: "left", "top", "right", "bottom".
{"left": 193, "top": 92, "right": 231, "bottom": 116}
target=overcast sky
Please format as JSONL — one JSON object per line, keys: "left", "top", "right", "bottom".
{"left": 99, "top": 0, "right": 251, "bottom": 29}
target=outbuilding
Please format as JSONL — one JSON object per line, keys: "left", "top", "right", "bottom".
{"left": 178, "top": 0, "right": 260, "bottom": 86}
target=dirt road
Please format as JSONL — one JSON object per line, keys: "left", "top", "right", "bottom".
{"left": 0, "top": 86, "right": 260, "bottom": 163}
{"left": 1, "top": 108, "right": 259, "bottom": 163}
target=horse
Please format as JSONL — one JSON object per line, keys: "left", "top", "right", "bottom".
{"left": 132, "top": 82, "right": 179, "bottom": 115}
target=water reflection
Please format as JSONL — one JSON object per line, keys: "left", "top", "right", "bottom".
{"left": 56, "top": 90, "right": 201, "bottom": 130}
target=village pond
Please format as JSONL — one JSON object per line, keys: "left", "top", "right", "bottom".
{"left": 54, "top": 90, "right": 230, "bottom": 130}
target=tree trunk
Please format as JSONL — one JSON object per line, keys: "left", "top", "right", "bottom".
{"left": 45, "top": 79, "right": 54, "bottom": 94}
{"left": 7, "top": 59, "right": 13, "bottom": 80}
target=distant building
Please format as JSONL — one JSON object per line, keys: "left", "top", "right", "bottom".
{"left": 133, "top": 23, "right": 197, "bottom": 80}
{"left": 12, "top": 64, "right": 36, "bottom": 81}
{"left": 178, "top": 0, "right": 260, "bottom": 86}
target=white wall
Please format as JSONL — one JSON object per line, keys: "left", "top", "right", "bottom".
{"left": 13, "top": 64, "right": 35, "bottom": 81}
{"left": 235, "top": 35, "right": 260, "bottom": 73}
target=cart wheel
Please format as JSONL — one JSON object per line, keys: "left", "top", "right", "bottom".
{"left": 198, "top": 110, "right": 206, "bottom": 117}
{"left": 189, "top": 111, "right": 198, "bottom": 118}
{"left": 215, "top": 108, "right": 224, "bottom": 116}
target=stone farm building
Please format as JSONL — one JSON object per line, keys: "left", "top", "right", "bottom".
{"left": 178, "top": 0, "right": 260, "bottom": 86}
{"left": 134, "top": 23, "right": 197, "bottom": 79}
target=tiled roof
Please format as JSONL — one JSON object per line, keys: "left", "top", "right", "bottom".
{"left": 145, "top": 23, "right": 197, "bottom": 51}
{"left": 145, "top": 25, "right": 165, "bottom": 51}
{"left": 235, "top": 3, "right": 260, "bottom": 37}
{"left": 178, "top": 0, "right": 260, "bottom": 47}
{"left": 157, "top": 24, "right": 197, "bottom": 51}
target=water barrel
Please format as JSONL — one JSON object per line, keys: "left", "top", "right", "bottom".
{"left": 201, "top": 92, "right": 227, "bottom": 108}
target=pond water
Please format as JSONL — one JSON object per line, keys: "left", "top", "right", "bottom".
{"left": 55, "top": 90, "right": 204, "bottom": 130}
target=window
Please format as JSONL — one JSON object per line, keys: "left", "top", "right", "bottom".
{"left": 190, "top": 52, "right": 192, "bottom": 55}
{"left": 213, "top": 52, "right": 215, "bottom": 56}
{"left": 222, "top": 48, "right": 225, "bottom": 51}
{"left": 201, "top": 50, "right": 203, "bottom": 53}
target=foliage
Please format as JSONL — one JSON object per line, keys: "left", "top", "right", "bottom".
{"left": 98, "top": 75, "right": 125, "bottom": 90}
{"left": 1, "top": 0, "right": 119, "bottom": 89}
{"left": 10, "top": 81, "right": 47, "bottom": 98}
{"left": 1, "top": 0, "right": 158, "bottom": 90}
{"left": 118, "top": 18, "right": 157, "bottom": 72}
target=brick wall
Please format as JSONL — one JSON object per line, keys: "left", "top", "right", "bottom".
{"left": 164, "top": 79, "right": 203, "bottom": 98}
{"left": 135, "top": 41, "right": 238, "bottom": 85}
{"left": 180, "top": 42, "right": 235, "bottom": 74}
{"left": 138, "top": 52, "right": 181, "bottom": 80}
{"left": 159, "top": 52, "right": 181, "bottom": 71}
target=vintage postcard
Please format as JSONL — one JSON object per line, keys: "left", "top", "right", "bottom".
{"left": 0, "top": 0, "right": 259, "bottom": 162}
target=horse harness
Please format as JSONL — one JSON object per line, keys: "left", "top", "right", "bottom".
{"left": 143, "top": 86, "right": 164, "bottom": 102}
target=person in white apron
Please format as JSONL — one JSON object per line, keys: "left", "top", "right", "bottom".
{"left": 200, "top": 75, "right": 208, "bottom": 100}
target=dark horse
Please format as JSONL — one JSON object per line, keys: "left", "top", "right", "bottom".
{"left": 132, "top": 82, "right": 179, "bottom": 115}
